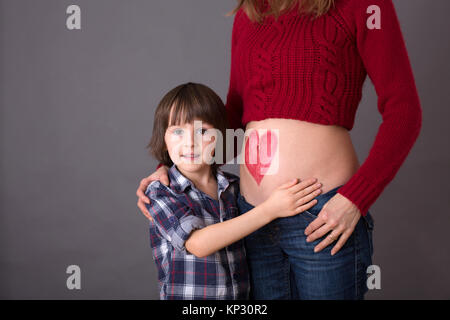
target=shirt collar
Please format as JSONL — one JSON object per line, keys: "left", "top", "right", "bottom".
{"left": 168, "top": 164, "right": 238, "bottom": 195}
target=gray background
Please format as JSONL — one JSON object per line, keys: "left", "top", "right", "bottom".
{"left": 0, "top": 0, "right": 449, "bottom": 299}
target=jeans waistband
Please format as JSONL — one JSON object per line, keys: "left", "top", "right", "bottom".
{"left": 306, "top": 184, "right": 344, "bottom": 216}
{"left": 237, "top": 184, "right": 344, "bottom": 213}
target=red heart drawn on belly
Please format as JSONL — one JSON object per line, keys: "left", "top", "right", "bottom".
{"left": 245, "top": 129, "right": 278, "bottom": 185}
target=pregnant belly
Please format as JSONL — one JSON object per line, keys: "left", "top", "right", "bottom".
{"left": 238, "top": 118, "right": 360, "bottom": 207}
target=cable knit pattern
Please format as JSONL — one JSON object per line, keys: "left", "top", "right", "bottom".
{"left": 224, "top": 0, "right": 422, "bottom": 216}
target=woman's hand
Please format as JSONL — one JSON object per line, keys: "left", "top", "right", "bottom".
{"left": 263, "top": 178, "right": 322, "bottom": 220}
{"left": 136, "top": 165, "right": 170, "bottom": 221}
{"left": 304, "top": 193, "right": 362, "bottom": 256}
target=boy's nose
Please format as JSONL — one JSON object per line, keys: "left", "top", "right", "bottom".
{"left": 183, "top": 130, "right": 199, "bottom": 147}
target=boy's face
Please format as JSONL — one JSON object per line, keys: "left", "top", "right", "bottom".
{"left": 165, "top": 117, "right": 218, "bottom": 172}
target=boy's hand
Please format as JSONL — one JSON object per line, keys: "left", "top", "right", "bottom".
{"left": 136, "top": 165, "right": 170, "bottom": 222}
{"left": 263, "top": 178, "right": 322, "bottom": 220}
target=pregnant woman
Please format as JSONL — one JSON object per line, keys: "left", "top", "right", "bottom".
{"left": 137, "top": 0, "right": 422, "bottom": 299}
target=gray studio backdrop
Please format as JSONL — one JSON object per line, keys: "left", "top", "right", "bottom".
{"left": 1, "top": 0, "right": 449, "bottom": 299}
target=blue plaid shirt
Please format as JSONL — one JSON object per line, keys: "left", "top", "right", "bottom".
{"left": 145, "top": 164, "right": 250, "bottom": 300}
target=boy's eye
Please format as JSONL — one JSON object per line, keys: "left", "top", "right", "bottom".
{"left": 196, "top": 128, "right": 208, "bottom": 135}
{"left": 171, "top": 127, "right": 210, "bottom": 136}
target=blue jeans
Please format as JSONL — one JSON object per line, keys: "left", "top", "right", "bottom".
{"left": 237, "top": 185, "right": 375, "bottom": 300}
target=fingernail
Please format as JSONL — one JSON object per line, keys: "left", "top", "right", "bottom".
{"left": 145, "top": 198, "right": 150, "bottom": 204}
{"left": 314, "top": 247, "right": 318, "bottom": 253}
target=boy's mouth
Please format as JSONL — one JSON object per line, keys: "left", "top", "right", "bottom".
{"left": 181, "top": 154, "right": 200, "bottom": 160}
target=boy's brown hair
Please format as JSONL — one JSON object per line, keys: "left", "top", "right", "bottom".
{"left": 147, "top": 82, "right": 228, "bottom": 175}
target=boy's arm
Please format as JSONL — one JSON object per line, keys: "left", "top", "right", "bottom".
{"left": 186, "top": 202, "right": 274, "bottom": 258}
{"left": 186, "top": 177, "right": 319, "bottom": 257}
{"left": 145, "top": 184, "right": 206, "bottom": 251}
{"left": 147, "top": 177, "right": 314, "bottom": 258}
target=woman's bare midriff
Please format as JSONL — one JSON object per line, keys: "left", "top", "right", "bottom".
{"left": 239, "top": 118, "right": 360, "bottom": 207}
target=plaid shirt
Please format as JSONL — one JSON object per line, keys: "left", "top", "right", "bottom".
{"left": 145, "top": 164, "right": 250, "bottom": 300}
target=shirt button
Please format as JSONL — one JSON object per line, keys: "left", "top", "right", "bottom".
{"left": 233, "top": 272, "right": 239, "bottom": 280}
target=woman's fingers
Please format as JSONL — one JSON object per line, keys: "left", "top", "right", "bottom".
{"left": 314, "top": 233, "right": 337, "bottom": 253}
{"left": 155, "top": 166, "right": 170, "bottom": 186}
{"left": 306, "top": 221, "right": 354, "bottom": 255}
{"left": 159, "top": 173, "right": 170, "bottom": 186}
{"left": 304, "top": 212, "right": 327, "bottom": 236}
{"left": 313, "top": 226, "right": 349, "bottom": 254}
{"left": 306, "top": 222, "right": 333, "bottom": 243}
{"left": 137, "top": 199, "right": 153, "bottom": 222}
{"left": 330, "top": 229, "right": 353, "bottom": 256}
{"left": 136, "top": 177, "right": 151, "bottom": 203}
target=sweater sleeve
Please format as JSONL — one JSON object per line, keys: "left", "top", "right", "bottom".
{"left": 336, "top": 0, "right": 422, "bottom": 216}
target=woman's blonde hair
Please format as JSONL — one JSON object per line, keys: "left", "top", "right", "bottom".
{"left": 226, "top": 0, "right": 335, "bottom": 23}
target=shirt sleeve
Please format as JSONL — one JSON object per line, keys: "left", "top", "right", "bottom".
{"left": 145, "top": 183, "right": 206, "bottom": 251}
{"left": 336, "top": 0, "right": 422, "bottom": 216}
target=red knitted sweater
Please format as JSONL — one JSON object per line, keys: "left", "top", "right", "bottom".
{"left": 224, "top": 0, "right": 422, "bottom": 216}
{"left": 155, "top": 0, "right": 422, "bottom": 216}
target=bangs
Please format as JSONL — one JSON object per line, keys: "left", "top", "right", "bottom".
{"left": 167, "top": 84, "right": 221, "bottom": 128}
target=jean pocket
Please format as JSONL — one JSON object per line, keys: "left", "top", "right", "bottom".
{"left": 303, "top": 209, "right": 318, "bottom": 219}
{"left": 302, "top": 197, "right": 330, "bottom": 219}
{"left": 362, "top": 210, "right": 375, "bottom": 231}
{"left": 362, "top": 210, "right": 374, "bottom": 256}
